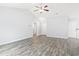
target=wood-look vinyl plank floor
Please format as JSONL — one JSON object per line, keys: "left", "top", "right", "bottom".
{"left": 0, "top": 35, "right": 78, "bottom": 56}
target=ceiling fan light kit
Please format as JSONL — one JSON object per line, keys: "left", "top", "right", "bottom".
{"left": 34, "top": 4, "right": 49, "bottom": 13}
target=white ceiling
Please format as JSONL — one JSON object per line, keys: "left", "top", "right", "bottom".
{"left": 0, "top": 3, "right": 79, "bottom": 18}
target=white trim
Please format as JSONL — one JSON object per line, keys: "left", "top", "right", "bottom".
{"left": 0, "top": 36, "right": 32, "bottom": 45}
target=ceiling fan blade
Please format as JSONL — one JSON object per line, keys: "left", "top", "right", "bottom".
{"left": 44, "top": 9, "right": 49, "bottom": 11}
{"left": 44, "top": 5, "right": 48, "bottom": 8}
{"left": 35, "top": 6, "right": 40, "bottom": 8}
{"left": 34, "top": 9, "right": 39, "bottom": 12}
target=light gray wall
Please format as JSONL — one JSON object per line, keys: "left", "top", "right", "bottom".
{"left": 0, "top": 4, "right": 74, "bottom": 45}
{"left": 68, "top": 18, "right": 79, "bottom": 38}
{"left": 0, "top": 6, "right": 34, "bottom": 45}
{"left": 47, "top": 16, "right": 69, "bottom": 39}
{"left": 67, "top": 9, "right": 79, "bottom": 39}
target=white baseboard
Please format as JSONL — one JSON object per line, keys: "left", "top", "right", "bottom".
{"left": 0, "top": 36, "right": 32, "bottom": 45}
{"left": 47, "top": 35, "right": 68, "bottom": 39}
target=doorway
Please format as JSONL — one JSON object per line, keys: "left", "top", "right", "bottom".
{"left": 33, "top": 17, "right": 47, "bottom": 36}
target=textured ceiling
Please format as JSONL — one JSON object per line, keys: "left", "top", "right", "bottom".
{"left": 0, "top": 3, "right": 79, "bottom": 18}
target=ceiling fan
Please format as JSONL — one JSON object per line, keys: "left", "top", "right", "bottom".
{"left": 34, "top": 4, "right": 49, "bottom": 13}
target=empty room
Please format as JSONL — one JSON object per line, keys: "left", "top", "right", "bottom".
{"left": 0, "top": 3, "right": 79, "bottom": 56}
